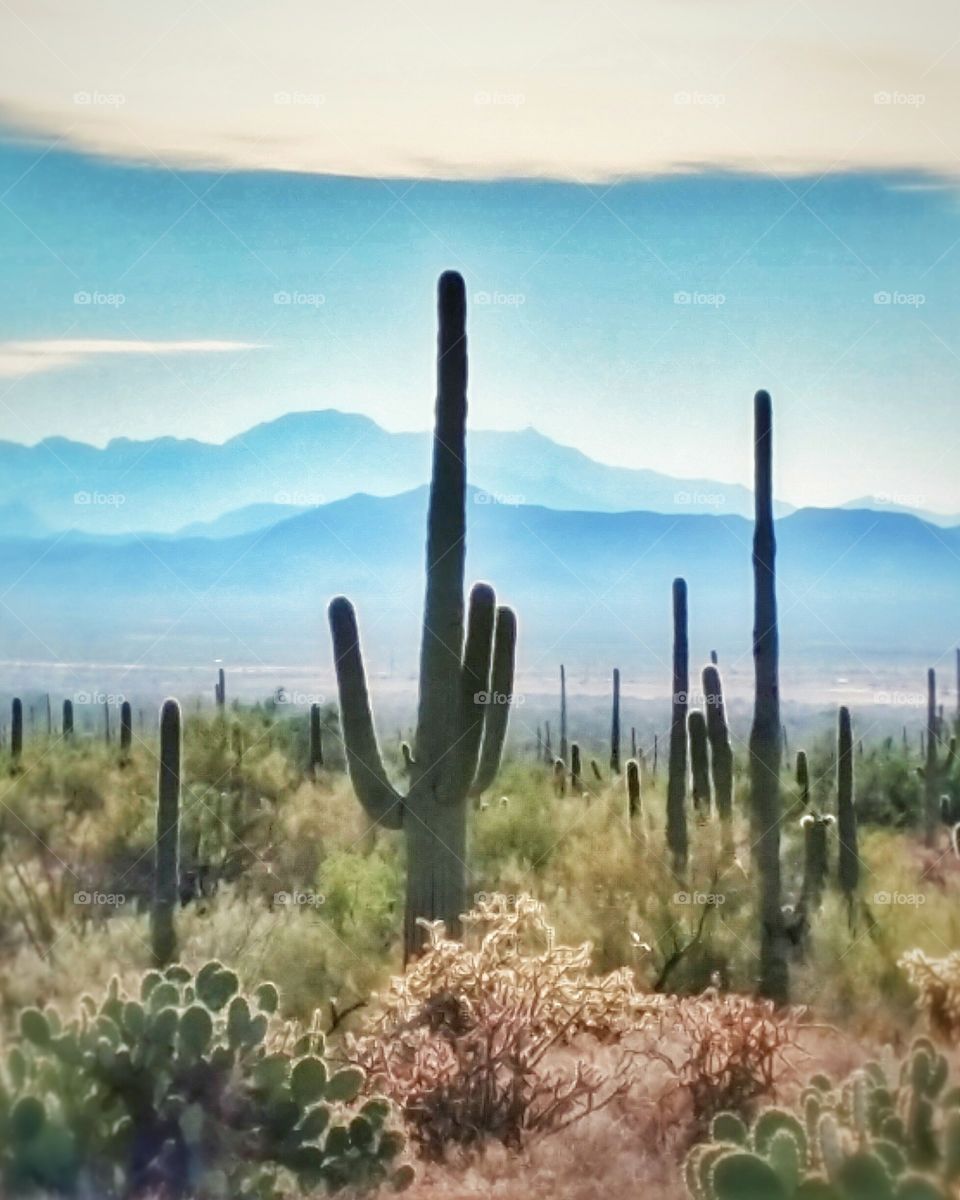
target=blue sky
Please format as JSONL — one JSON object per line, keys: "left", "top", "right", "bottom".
{"left": 0, "top": 0, "right": 958, "bottom": 512}
{"left": 1, "top": 138, "right": 958, "bottom": 511}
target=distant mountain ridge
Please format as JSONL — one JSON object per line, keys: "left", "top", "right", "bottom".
{"left": 0, "top": 487, "right": 955, "bottom": 671}
{"left": 0, "top": 409, "right": 778, "bottom": 536}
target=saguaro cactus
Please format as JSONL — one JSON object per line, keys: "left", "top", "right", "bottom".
{"left": 553, "top": 758, "right": 566, "bottom": 798}
{"left": 152, "top": 699, "right": 181, "bottom": 967}
{"left": 667, "top": 578, "right": 689, "bottom": 872}
{"left": 11, "top": 697, "right": 22, "bottom": 763}
{"left": 544, "top": 720, "right": 553, "bottom": 763}
{"left": 800, "top": 812, "right": 833, "bottom": 910}
{"left": 309, "top": 702, "right": 324, "bottom": 774}
{"left": 836, "top": 705, "right": 859, "bottom": 904}
{"left": 626, "top": 758, "right": 641, "bottom": 822}
{"left": 62, "top": 698, "right": 73, "bottom": 740}
{"left": 329, "top": 273, "right": 517, "bottom": 962}
{"left": 923, "top": 668, "right": 940, "bottom": 845}
{"left": 796, "top": 749, "right": 810, "bottom": 808}
{"left": 44, "top": 693, "right": 51, "bottom": 737}
{"left": 748, "top": 390, "right": 789, "bottom": 1005}
{"left": 215, "top": 667, "right": 226, "bottom": 710}
{"left": 571, "top": 742, "right": 583, "bottom": 795}
{"left": 702, "top": 664, "right": 733, "bottom": 828}
{"left": 610, "top": 667, "right": 621, "bottom": 774}
{"left": 688, "top": 710, "right": 711, "bottom": 815}
{"left": 103, "top": 697, "right": 111, "bottom": 745}
{"left": 119, "top": 700, "right": 132, "bottom": 760}
{"left": 559, "top": 664, "right": 568, "bottom": 766}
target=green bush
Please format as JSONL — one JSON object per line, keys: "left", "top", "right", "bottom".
{"left": 0, "top": 960, "right": 412, "bottom": 1198}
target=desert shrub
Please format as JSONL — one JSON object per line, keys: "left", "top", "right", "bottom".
{"left": 652, "top": 992, "right": 807, "bottom": 1132}
{"left": 684, "top": 1037, "right": 960, "bottom": 1200}
{"left": 0, "top": 959, "right": 411, "bottom": 1198}
{"left": 900, "top": 948, "right": 960, "bottom": 1043}
{"left": 345, "top": 893, "right": 654, "bottom": 1158}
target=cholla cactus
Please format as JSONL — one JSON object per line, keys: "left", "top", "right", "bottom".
{"left": 2, "top": 961, "right": 410, "bottom": 1197}
{"left": 900, "top": 949, "right": 960, "bottom": 1042}
{"left": 686, "top": 1038, "right": 960, "bottom": 1199}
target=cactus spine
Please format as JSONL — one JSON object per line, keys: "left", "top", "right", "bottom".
{"left": 329, "top": 273, "right": 517, "bottom": 962}
{"left": 62, "top": 698, "right": 73, "bottom": 740}
{"left": 559, "top": 664, "right": 568, "bottom": 766}
{"left": 748, "top": 390, "right": 789, "bottom": 1005}
{"left": 667, "top": 577, "right": 689, "bottom": 873}
{"left": 119, "top": 699, "right": 132, "bottom": 760}
{"left": 702, "top": 664, "right": 733, "bottom": 831}
{"left": 626, "top": 758, "right": 641, "bottom": 821}
{"left": 152, "top": 699, "right": 181, "bottom": 967}
{"left": 688, "top": 709, "right": 711, "bottom": 815}
{"left": 610, "top": 667, "right": 621, "bottom": 774}
{"left": 11, "top": 697, "right": 22, "bottom": 763}
{"left": 837, "top": 705, "right": 859, "bottom": 905}
{"left": 309, "top": 702, "right": 324, "bottom": 774}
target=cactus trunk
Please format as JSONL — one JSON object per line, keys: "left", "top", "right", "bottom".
{"left": 702, "top": 664, "right": 733, "bottom": 828}
{"left": 62, "top": 698, "right": 73, "bottom": 740}
{"left": 667, "top": 578, "right": 689, "bottom": 873}
{"left": 11, "top": 697, "right": 22, "bottom": 762}
{"left": 120, "top": 700, "right": 132, "bottom": 759}
{"left": 924, "top": 668, "right": 939, "bottom": 845}
{"left": 626, "top": 758, "right": 641, "bottom": 821}
{"left": 610, "top": 667, "right": 621, "bottom": 774}
{"left": 688, "top": 710, "right": 711, "bottom": 815}
{"left": 571, "top": 742, "right": 582, "bottom": 795}
{"left": 836, "top": 705, "right": 859, "bottom": 904}
{"left": 152, "top": 699, "right": 181, "bottom": 967}
{"left": 748, "top": 390, "right": 789, "bottom": 1005}
{"left": 308, "top": 702, "right": 323, "bottom": 775}
{"left": 559, "top": 664, "right": 568, "bottom": 766}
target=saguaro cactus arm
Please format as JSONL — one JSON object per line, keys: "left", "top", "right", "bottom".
{"left": 471, "top": 605, "right": 518, "bottom": 796}
{"left": 458, "top": 582, "right": 496, "bottom": 791}
{"left": 328, "top": 596, "right": 403, "bottom": 829}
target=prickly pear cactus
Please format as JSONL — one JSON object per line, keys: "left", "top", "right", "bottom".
{"left": 684, "top": 1039, "right": 959, "bottom": 1200}
{"left": 0, "top": 960, "right": 412, "bottom": 1198}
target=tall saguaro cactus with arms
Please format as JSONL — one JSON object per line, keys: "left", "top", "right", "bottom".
{"left": 329, "top": 272, "right": 517, "bottom": 962}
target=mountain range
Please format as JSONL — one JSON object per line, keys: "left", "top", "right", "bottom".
{"left": 0, "top": 487, "right": 955, "bottom": 678}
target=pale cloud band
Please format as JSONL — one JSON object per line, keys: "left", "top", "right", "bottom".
{"left": 0, "top": 0, "right": 957, "bottom": 180}
{"left": 0, "top": 340, "right": 265, "bottom": 379}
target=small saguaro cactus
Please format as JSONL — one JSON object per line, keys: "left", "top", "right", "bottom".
{"left": 119, "top": 700, "right": 132, "bottom": 761}
{"left": 62, "top": 698, "right": 73, "bottom": 740}
{"left": 559, "top": 664, "right": 568, "bottom": 766}
{"left": 152, "top": 699, "right": 182, "bottom": 968}
{"left": 591, "top": 759, "right": 603, "bottom": 783}
{"left": 688, "top": 709, "right": 712, "bottom": 816}
{"left": 11, "top": 697, "right": 23, "bottom": 764}
{"left": 702, "top": 664, "right": 733, "bottom": 828}
{"left": 800, "top": 811, "right": 834, "bottom": 910}
{"left": 309, "top": 701, "right": 324, "bottom": 774}
{"left": 544, "top": 720, "right": 553, "bottom": 763}
{"left": 748, "top": 389, "right": 789, "bottom": 1005}
{"left": 920, "top": 668, "right": 954, "bottom": 846}
{"left": 796, "top": 749, "right": 810, "bottom": 808}
{"left": 103, "top": 696, "right": 111, "bottom": 745}
{"left": 710, "top": 649, "right": 718, "bottom": 665}
{"left": 631, "top": 726, "right": 637, "bottom": 759}
{"left": 571, "top": 742, "right": 583, "bottom": 795}
{"left": 215, "top": 666, "right": 226, "bottom": 710}
{"left": 610, "top": 667, "right": 621, "bottom": 774}
{"left": 536, "top": 724, "right": 543, "bottom": 760}
{"left": 328, "top": 272, "right": 517, "bottom": 962}
{"left": 44, "top": 692, "right": 51, "bottom": 736}
{"left": 836, "top": 705, "right": 859, "bottom": 906}
{"left": 626, "top": 758, "right": 641, "bottom": 822}
{"left": 553, "top": 757, "right": 566, "bottom": 798}
{"left": 667, "top": 577, "right": 689, "bottom": 873}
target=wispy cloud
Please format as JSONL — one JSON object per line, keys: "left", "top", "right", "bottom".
{"left": 0, "top": 0, "right": 957, "bottom": 179}
{"left": 0, "top": 339, "right": 265, "bottom": 378}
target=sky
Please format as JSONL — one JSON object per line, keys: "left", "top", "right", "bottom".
{"left": 0, "top": 0, "right": 958, "bottom": 512}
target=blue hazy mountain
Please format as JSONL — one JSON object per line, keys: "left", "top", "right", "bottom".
{"left": 0, "top": 410, "right": 775, "bottom": 534}
{"left": 0, "top": 491, "right": 954, "bottom": 673}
